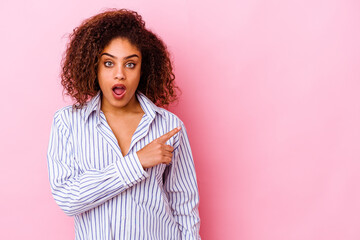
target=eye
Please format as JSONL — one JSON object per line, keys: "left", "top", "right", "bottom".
{"left": 125, "top": 62, "right": 136, "bottom": 69}
{"left": 104, "top": 61, "right": 114, "bottom": 67}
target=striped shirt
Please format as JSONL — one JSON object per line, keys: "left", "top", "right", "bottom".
{"left": 47, "top": 91, "right": 200, "bottom": 240}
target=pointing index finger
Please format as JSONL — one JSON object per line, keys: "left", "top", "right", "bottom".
{"left": 157, "top": 127, "right": 181, "bottom": 143}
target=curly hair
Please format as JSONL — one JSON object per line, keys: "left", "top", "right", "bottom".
{"left": 61, "top": 9, "right": 178, "bottom": 107}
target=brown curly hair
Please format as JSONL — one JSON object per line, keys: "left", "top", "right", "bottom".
{"left": 61, "top": 9, "right": 178, "bottom": 107}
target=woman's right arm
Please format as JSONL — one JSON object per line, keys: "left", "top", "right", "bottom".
{"left": 47, "top": 113, "right": 149, "bottom": 216}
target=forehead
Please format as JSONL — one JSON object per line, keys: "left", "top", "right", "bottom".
{"left": 101, "top": 37, "right": 141, "bottom": 57}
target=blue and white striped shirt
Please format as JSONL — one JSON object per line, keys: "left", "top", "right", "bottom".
{"left": 47, "top": 91, "right": 200, "bottom": 239}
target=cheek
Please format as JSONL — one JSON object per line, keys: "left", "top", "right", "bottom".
{"left": 97, "top": 68, "right": 112, "bottom": 83}
{"left": 97, "top": 75, "right": 108, "bottom": 91}
{"left": 133, "top": 73, "right": 141, "bottom": 87}
{"left": 135, "top": 66, "right": 142, "bottom": 80}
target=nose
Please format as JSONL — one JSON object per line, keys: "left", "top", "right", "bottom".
{"left": 114, "top": 65, "right": 125, "bottom": 80}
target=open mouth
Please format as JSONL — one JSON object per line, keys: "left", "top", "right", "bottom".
{"left": 113, "top": 86, "right": 125, "bottom": 95}
{"left": 112, "top": 84, "right": 126, "bottom": 99}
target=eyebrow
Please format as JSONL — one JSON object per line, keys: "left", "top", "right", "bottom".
{"left": 100, "top": 53, "right": 140, "bottom": 60}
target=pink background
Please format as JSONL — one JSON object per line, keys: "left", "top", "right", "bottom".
{"left": 0, "top": 0, "right": 359, "bottom": 239}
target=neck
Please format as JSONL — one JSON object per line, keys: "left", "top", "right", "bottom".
{"left": 101, "top": 93, "right": 143, "bottom": 117}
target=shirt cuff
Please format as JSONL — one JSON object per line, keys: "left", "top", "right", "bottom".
{"left": 114, "top": 153, "right": 149, "bottom": 187}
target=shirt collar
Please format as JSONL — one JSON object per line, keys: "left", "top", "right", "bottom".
{"left": 83, "top": 91, "right": 165, "bottom": 122}
{"left": 136, "top": 91, "right": 165, "bottom": 119}
{"left": 83, "top": 92, "right": 101, "bottom": 123}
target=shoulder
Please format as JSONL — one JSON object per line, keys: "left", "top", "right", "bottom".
{"left": 53, "top": 105, "right": 73, "bottom": 118}
{"left": 154, "top": 107, "right": 190, "bottom": 142}
{"left": 155, "top": 107, "right": 185, "bottom": 127}
{"left": 137, "top": 91, "right": 185, "bottom": 127}
{"left": 52, "top": 104, "right": 89, "bottom": 127}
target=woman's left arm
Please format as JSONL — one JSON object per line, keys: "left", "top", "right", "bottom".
{"left": 163, "top": 122, "right": 201, "bottom": 239}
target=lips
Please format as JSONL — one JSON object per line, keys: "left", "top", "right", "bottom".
{"left": 112, "top": 84, "right": 126, "bottom": 99}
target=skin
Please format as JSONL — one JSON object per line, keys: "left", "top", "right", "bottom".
{"left": 97, "top": 37, "right": 181, "bottom": 169}
{"left": 98, "top": 37, "right": 143, "bottom": 114}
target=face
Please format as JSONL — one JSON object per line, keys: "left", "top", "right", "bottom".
{"left": 97, "top": 37, "right": 142, "bottom": 113}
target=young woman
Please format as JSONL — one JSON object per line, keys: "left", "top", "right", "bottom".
{"left": 47, "top": 9, "right": 200, "bottom": 240}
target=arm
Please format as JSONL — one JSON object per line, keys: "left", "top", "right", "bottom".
{"left": 47, "top": 113, "right": 149, "bottom": 216}
{"left": 163, "top": 122, "right": 201, "bottom": 239}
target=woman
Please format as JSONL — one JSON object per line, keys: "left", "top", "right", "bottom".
{"left": 47, "top": 9, "right": 200, "bottom": 240}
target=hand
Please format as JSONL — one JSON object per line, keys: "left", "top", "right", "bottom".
{"left": 136, "top": 127, "right": 181, "bottom": 169}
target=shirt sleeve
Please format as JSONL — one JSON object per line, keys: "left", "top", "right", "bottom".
{"left": 47, "top": 113, "right": 149, "bottom": 216}
{"left": 163, "top": 122, "right": 201, "bottom": 239}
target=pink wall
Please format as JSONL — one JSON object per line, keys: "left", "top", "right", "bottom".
{"left": 0, "top": 0, "right": 359, "bottom": 239}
